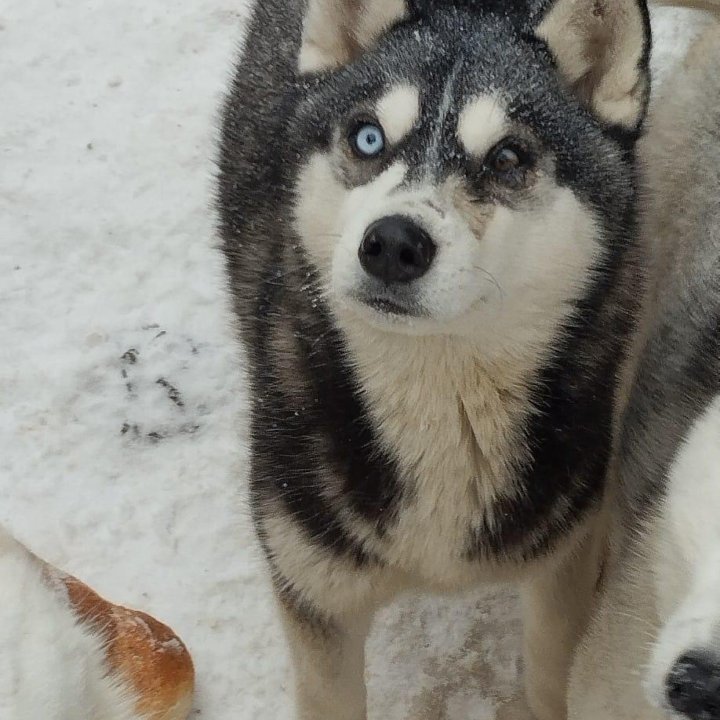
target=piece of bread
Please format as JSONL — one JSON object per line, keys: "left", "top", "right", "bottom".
{"left": 43, "top": 562, "right": 195, "bottom": 720}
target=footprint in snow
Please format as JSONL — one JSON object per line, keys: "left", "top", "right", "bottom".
{"left": 119, "top": 326, "right": 206, "bottom": 444}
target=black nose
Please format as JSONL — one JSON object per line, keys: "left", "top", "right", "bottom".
{"left": 358, "top": 216, "right": 436, "bottom": 284}
{"left": 667, "top": 651, "right": 720, "bottom": 719}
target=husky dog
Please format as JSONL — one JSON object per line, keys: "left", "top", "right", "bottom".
{"left": 569, "top": 6, "right": 720, "bottom": 719}
{"left": 218, "top": 1, "right": 653, "bottom": 717}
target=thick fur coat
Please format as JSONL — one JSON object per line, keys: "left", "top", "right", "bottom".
{"left": 218, "top": 1, "right": 653, "bottom": 717}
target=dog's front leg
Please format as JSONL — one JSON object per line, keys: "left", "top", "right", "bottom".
{"left": 278, "top": 591, "right": 373, "bottom": 720}
{"left": 520, "top": 527, "right": 605, "bottom": 720}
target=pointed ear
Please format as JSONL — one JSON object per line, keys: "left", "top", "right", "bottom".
{"left": 298, "top": 0, "right": 409, "bottom": 73}
{"left": 535, "top": 0, "right": 651, "bottom": 130}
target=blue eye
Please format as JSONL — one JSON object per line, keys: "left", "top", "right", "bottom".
{"left": 351, "top": 123, "right": 385, "bottom": 158}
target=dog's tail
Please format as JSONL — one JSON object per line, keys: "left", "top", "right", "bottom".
{"left": 653, "top": 0, "right": 720, "bottom": 18}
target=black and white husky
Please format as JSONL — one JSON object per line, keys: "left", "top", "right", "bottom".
{"left": 570, "top": 4, "right": 720, "bottom": 719}
{"left": 217, "top": 1, "right": 652, "bottom": 717}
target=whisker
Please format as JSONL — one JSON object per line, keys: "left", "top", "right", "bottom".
{"left": 465, "top": 264, "right": 505, "bottom": 302}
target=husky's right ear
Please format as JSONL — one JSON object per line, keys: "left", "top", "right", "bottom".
{"left": 298, "top": 0, "right": 409, "bottom": 73}
{"left": 534, "top": 0, "right": 651, "bottom": 130}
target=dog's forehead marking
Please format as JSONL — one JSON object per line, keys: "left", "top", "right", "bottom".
{"left": 376, "top": 84, "right": 421, "bottom": 145}
{"left": 425, "top": 60, "right": 464, "bottom": 175}
{"left": 457, "top": 95, "right": 509, "bottom": 157}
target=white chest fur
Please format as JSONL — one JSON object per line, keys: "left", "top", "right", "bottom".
{"left": 340, "top": 325, "right": 541, "bottom": 585}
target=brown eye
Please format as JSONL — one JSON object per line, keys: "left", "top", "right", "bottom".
{"left": 493, "top": 147, "right": 520, "bottom": 173}
{"left": 486, "top": 140, "right": 533, "bottom": 179}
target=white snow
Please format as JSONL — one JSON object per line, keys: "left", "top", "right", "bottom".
{"left": 0, "top": 2, "right": 706, "bottom": 719}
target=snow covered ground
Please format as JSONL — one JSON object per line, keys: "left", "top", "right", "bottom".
{"left": 0, "top": 3, "right": 706, "bottom": 718}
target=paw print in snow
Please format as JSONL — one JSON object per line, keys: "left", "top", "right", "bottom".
{"left": 119, "top": 326, "right": 206, "bottom": 443}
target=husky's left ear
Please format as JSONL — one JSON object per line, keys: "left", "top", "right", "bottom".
{"left": 535, "top": 0, "right": 651, "bottom": 130}
{"left": 298, "top": 0, "right": 409, "bottom": 73}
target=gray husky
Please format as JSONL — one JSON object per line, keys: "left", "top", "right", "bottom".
{"left": 217, "top": 1, "right": 652, "bottom": 717}
{"left": 570, "top": 4, "right": 720, "bottom": 719}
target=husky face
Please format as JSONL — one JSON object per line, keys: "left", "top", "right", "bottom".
{"left": 292, "top": 6, "right": 641, "bottom": 343}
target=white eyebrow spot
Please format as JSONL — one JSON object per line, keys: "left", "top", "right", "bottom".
{"left": 376, "top": 84, "right": 421, "bottom": 145}
{"left": 457, "top": 95, "right": 509, "bottom": 157}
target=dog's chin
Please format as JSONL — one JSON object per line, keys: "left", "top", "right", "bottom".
{"left": 336, "top": 290, "right": 440, "bottom": 336}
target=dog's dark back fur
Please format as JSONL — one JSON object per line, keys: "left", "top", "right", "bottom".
{"left": 618, "top": 46, "right": 720, "bottom": 524}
